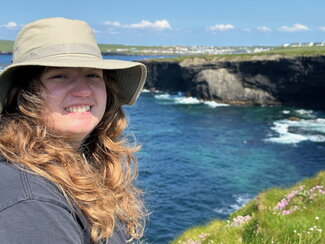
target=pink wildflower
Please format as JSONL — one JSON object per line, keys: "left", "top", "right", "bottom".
{"left": 274, "top": 199, "right": 289, "bottom": 210}
{"left": 230, "top": 215, "right": 252, "bottom": 227}
{"left": 282, "top": 210, "right": 292, "bottom": 215}
{"left": 198, "top": 233, "right": 208, "bottom": 239}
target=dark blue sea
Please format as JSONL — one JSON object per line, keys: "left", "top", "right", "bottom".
{"left": 1, "top": 55, "right": 325, "bottom": 243}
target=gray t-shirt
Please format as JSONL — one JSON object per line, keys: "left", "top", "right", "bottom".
{"left": 0, "top": 158, "right": 129, "bottom": 243}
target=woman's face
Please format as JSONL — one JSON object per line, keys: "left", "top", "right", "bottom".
{"left": 39, "top": 67, "right": 107, "bottom": 145}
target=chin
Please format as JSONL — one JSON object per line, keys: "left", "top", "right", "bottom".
{"left": 59, "top": 126, "right": 96, "bottom": 141}
{"left": 49, "top": 118, "right": 100, "bottom": 142}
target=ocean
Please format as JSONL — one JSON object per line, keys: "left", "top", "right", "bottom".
{"left": 1, "top": 55, "right": 325, "bottom": 243}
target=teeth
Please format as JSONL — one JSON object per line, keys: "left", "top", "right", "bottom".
{"left": 66, "top": 105, "right": 91, "bottom": 113}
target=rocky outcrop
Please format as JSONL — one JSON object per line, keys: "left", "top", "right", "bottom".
{"left": 141, "top": 55, "right": 325, "bottom": 108}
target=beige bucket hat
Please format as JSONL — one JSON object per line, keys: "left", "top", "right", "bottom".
{"left": 0, "top": 17, "right": 147, "bottom": 113}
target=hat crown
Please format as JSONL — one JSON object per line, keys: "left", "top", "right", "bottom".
{"left": 0, "top": 17, "right": 147, "bottom": 113}
{"left": 13, "top": 17, "right": 101, "bottom": 63}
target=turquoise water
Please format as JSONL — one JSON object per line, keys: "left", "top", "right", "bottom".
{"left": 1, "top": 55, "right": 325, "bottom": 243}
{"left": 127, "top": 92, "right": 325, "bottom": 243}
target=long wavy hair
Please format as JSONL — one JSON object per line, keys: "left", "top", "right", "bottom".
{"left": 0, "top": 66, "right": 145, "bottom": 242}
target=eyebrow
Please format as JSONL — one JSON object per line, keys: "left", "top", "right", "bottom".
{"left": 43, "top": 67, "right": 64, "bottom": 73}
{"left": 43, "top": 67, "right": 102, "bottom": 73}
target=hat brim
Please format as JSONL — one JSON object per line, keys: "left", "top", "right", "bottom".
{"left": 0, "top": 54, "right": 147, "bottom": 113}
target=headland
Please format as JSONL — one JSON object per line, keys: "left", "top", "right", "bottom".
{"left": 141, "top": 47, "right": 325, "bottom": 109}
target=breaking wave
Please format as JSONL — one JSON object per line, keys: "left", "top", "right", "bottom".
{"left": 265, "top": 110, "right": 325, "bottom": 144}
{"left": 214, "top": 194, "right": 252, "bottom": 216}
{"left": 154, "top": 92, "right": 229, "bottom": 108}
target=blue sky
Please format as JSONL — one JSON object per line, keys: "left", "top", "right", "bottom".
{"left": 1, "top": 0, "right": 325, "bottom": 47}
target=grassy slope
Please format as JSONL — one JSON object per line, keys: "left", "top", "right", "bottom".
{"left": 172, "top": 171, "right": 325, "bottom": 244}
{"left": 0, "top": 40, "right": 172, "bottom": 53}
{"left": 0, "top": 40, "right": 14, "bottom": 53}
{"left": 98, "top": 43, "right": 169, "bottom": 53}
{"left": 159, "top": 46, "right": 325, "bottom": 62}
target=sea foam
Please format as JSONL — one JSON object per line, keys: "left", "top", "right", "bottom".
{"left": 295, "top": 109, "right": 315, "bottom": 118}
{"left": 214, "top": 194, "right": 251, "bottom": 215}
{"left": 154, "top": 92, "right": 229, "bottom": 108}
{"left": 265, "top": 118, "right": 325, "bottom": 144}
{"left": 141, "top": 89, "right": 151, "bottom": 93}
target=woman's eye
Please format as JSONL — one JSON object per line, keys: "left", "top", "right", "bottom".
{"left": 87, "top": 73, "right": 101, "bottom": 78}
{"left": 50, "top": 74, "right": 65, "bottom": 79}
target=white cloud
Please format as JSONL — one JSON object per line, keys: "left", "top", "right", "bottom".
{"left": 104, "top": 21, "right": 122, "bottom": 27}
{"left": 257, "top": 26, "right": 272, "bottom": 32}
{"left": 318, "top": 26, "right": 325, "bottom": 31}
{"left": 278, "top": 23, "right": 308, "bottom": 32}
{"left": 104, "top": 19, "right": 171, "bottom": 30}
{"left": 208, "top": 24, "right": 235, "bottom": 31}
{"left": 126, "top": 20, "right": 171, "bottom": 30}
{"left": 1, "top": 21, "right": 18, "bottom": 29}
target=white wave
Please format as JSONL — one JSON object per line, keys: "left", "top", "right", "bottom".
{"left": 204, "top": 100, "right": 229, "bottom": 108}
{"left": 214, "top": 194, "right": 251, "bottom": 215}
{"left": 153, "top": 89, "right": 163, "bottom": 93}
{"left": 142, "top": 88, "right": 164, "bottom": 93}
{"left": 174, "top": 96, "right": 201, "bottom": 104}
{"left": 294, "top": 109, "right": 315, "bottom": 118}
{"left": 141, "top": 89, "right": 151, "bottom": 93}
{"left": 154, "top": 92, "right": 229, "bottom": 107}
{"left": 154, "top": 93, "right": 200, "bottom": 104}
{"left": 154, "top": 93, "right": 172, "bottom": 100}
{"left": 282, "top": 110, "right": 291, "bottom": 114}
{"left": 265, "top": 118, "right": 325, "bottom": 144}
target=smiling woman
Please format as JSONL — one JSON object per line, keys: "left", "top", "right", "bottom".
{"left": 0, "top": 17, "right": 147, "bottom": 244}
{"left": 40, "top": 67, "right": 107, "bottom": 145}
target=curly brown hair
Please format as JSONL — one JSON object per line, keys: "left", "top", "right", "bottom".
{"left": 0, "top": 66, "right": 146, "bottom": 242}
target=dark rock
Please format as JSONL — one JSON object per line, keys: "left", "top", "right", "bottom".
{"left": 141, "top": 55, "right": 325, "bottom": 109}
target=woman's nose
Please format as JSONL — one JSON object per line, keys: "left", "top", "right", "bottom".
{"left": 70, "top": 77, "right": 92, "bottom": 97}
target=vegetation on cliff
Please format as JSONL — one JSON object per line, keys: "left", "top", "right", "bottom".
{"left": 157, "top": 46, "right": 325, "bottom": 63}
{"left": 1, "top": 39, "right": 325, "bottom": 59}
{"left": 0, "top": 40, "right": 168, "bottom": 54}
{"left": 0, "top": 40, "right": 14, "bottom": 53}
{"left": 172, "top": 171, "right": 325, "bottom": 244}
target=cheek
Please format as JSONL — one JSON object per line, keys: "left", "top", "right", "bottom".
{"left": 100, "top": 88, "right": 108, "bottom": 106}
{"left": 95, "top": 83, "right": 108, "bottom": 107}
{"left": 42, "top": 83, "right": 67, "bottom": 98}
{"left": 39, "top": 86, "right": 66, "bottom": 115}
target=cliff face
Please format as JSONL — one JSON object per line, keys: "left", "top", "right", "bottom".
{"left": 141, "top": 55, "right": 325, "bottom": 108}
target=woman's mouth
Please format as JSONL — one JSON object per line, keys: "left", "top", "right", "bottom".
{"left": 64, "top": 105, "right": 92, "bottom": 113}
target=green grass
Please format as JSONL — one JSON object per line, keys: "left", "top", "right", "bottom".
{"left": 0, "top": 40, "right": 14, "bottom": 53}
{"left": 2, "top": 39, "right": 325, "bottom": 61}
{"left": 172, "top": 171, "right": 325, "bottom": 244}
{"left": 158, "top": 46, "right": 325, "bottom": 62}
{"left": 98, "top": 43, "right": 172, "bottom": 53}
{"left": 0, "top": 40, "right": 173, "bottom": 54}
{"left": 261, "top": 46, "right": 325, "bottom": 56}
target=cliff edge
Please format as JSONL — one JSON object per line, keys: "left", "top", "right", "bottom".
{"left": 141, "top": 55, "right": 325, "bottom": 109}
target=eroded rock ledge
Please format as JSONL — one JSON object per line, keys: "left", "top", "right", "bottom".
{"left": 141, "top": 55, "right": 325, "bottom": 109}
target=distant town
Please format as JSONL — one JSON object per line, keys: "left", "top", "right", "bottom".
{"left": 102, "top": 45, "right": 272, "bottom": 56}
{"left": 0, "top": 39, "right": 325, "bottom": 56}
{"left": 102, "top": 42, "right": 325, "bottom": 56}
{"left": 283, "top": 42, "right": 325, "bottom": 47}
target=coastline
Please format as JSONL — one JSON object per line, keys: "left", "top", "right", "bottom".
{"left": 172, "top": 170, "right": 325, "bottom": 243}
{"left": 141, "top": 54, "right": 325, "bottom": 109}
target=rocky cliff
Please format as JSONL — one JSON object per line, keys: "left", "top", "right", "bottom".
{"left": 141, "top": 55, "right": 325, "bottom": 108}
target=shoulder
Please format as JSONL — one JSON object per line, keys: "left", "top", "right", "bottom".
{"left": 0, "top": 158, "right": 93, "bottom": 243}
{"left": 0, "top": 157, "right": 68, "bottom": 212}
